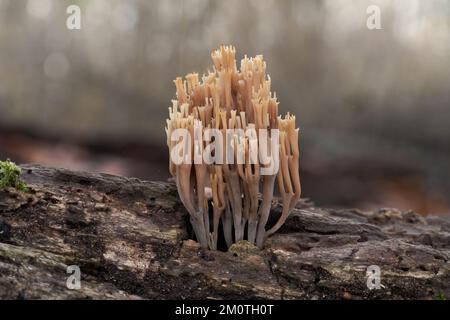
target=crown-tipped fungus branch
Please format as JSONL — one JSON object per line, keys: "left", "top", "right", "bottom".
{"left": 165, "top": 45, "right": 301, "bottom": 250}
{"left": 265, "top": 116, "right": 301, "bottom": 239}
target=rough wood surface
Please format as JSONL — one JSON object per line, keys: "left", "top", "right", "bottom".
{"left": 0, "top": 164, "right": 449, "bottom": 300}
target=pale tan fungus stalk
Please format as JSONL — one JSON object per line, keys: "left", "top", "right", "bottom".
{"left": 209, "top": 166, "right": 226, "bottom": 250}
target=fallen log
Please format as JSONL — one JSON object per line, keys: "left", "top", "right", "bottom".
{"left": 0, "top": 164, "right": 448, "bottom": 299}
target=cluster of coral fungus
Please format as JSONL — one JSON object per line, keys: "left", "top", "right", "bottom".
{"left": 165, "top": 46, "right": 301, "bottom": 250}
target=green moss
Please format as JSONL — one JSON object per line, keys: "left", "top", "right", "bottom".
{"left": 436, "top": 292, "right": 446, "bottom": 300}
{"left": 228, "top": 240, "right": 259, "bottom": 255}
{"left": 0, "top": 160, "right": 28, "bottom": 192}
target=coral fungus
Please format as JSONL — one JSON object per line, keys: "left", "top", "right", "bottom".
{"left": 165, "top": 46, "right": 301, "bottom": 249}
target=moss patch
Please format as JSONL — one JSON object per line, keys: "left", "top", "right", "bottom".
{"left": 436, "top": 292, "right": 446, "bottom": 300}
{"left": 0, "top": 160, "right": 28, "bottom": 192}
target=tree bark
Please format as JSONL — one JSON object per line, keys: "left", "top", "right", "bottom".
{"left": 0, "top": 164, "right": 448, "bottom": 299}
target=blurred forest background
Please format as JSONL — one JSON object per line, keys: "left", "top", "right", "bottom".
{"left": 0, "top": 0, "right": 449, "bottom": 215}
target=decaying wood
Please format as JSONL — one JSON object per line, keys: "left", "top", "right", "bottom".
{"left": 0, "top": 164, "right": 449, "bottom": 299}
